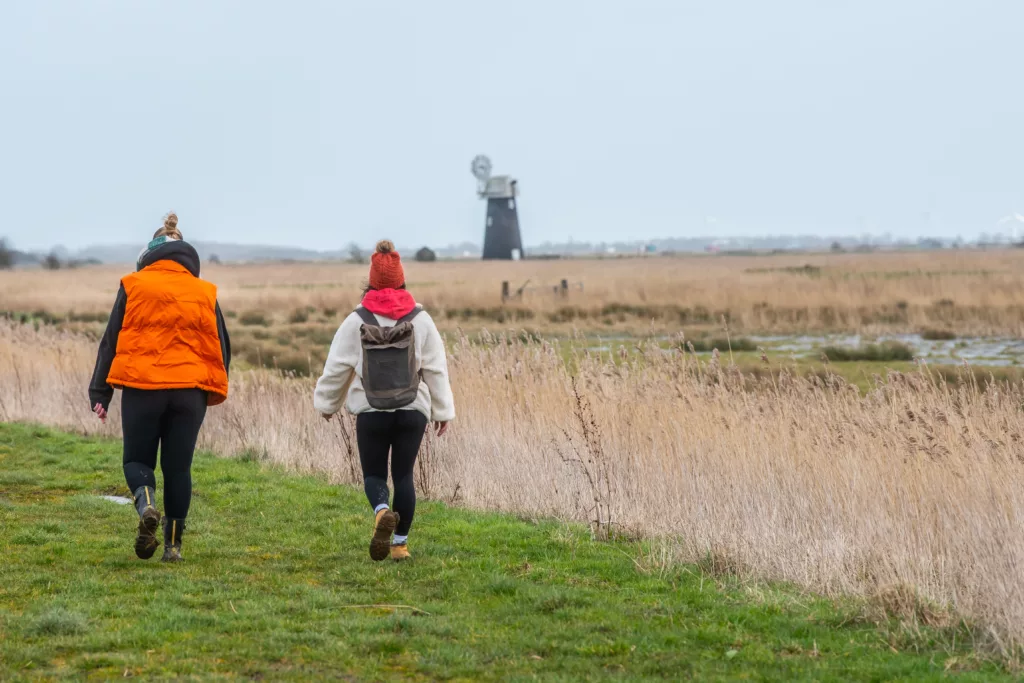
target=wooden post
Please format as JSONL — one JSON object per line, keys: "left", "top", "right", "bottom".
{"left": 501, "top": 281, "right": 510, "bottom": 301}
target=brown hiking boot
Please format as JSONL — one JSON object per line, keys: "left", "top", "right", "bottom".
{"left": 132, "top": 486, "right": 160, "bottom": 560}
{"left": 390, "top": 543, "right": 411, "bottom": 562}
{"left": 161, "top": 545, "right": 183, "bottom": 563}
{"left": 161, "top": 517, "right": 185, "bottom": 563}
{"left": 135, "top": 508, "right": 161, "bottom": 560}
{"left": 370, "top": 509, "right": 399, "bottom": 562}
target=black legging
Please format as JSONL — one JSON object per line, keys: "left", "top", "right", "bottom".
{"left": 356, "top": 410, "right": 428, "bottom": 536}
{"left": 121, "top": 388, "right": 208, "bottom": 520}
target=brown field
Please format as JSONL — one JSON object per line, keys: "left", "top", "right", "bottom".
{"left": 6, "top": 248, "right": 1024, "bottom": 339}
{"left": 5, "top": 249, "right": 1024, "bottom": 659}
{"left": 8, "top": 248, "right": 1024, "bottom": 378}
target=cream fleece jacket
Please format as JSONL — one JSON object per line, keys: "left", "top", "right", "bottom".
{"left": 313, "top": 307, "right": 456, "bottom": 422}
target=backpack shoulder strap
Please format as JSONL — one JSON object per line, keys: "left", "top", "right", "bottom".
{"left": 397, "top": 305, "right": 423, "bottom": 325}
{"left": 355, "top": 307, "right": 378, "bottom": 326}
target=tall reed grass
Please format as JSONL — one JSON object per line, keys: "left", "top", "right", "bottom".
{"left": 3, "top": 321, "right": 1024, "bottom": 657}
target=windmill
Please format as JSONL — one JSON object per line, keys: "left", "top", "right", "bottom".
{"left": 471, "top": 155, "right": 524, "bottom": 260}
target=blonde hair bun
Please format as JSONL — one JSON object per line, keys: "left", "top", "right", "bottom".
{"left": 375, "top": 239, "right": 395, "bottom": 254}
{"left": 153, "top": 211, "right": 183, "bottom": 240}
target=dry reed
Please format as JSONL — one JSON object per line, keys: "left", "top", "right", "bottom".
{"left": 6, "top": 249, "right": 1024, "bottom": 335}
{"left": 3, "top": 320, "right": 1024, "bottom": 657}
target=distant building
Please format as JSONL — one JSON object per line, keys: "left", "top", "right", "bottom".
{"left": 415, "top": 247, "right": 437, "bottom": 263}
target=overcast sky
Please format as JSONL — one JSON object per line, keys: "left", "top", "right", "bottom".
{"left": 2, "top": 1, "right": 1022, "bottom": 251}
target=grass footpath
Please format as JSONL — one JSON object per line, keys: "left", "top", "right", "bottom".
{"left": 0, "top": 423, "right": 1010, "bottom": 681}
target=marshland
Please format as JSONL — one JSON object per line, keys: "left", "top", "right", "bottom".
{"left": 5, "top": 249, "right": 1024, "bottom": 675}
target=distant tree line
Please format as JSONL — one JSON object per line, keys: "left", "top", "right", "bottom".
{"left": 0, "top": 237, "right": 446, "bottom": 269}
{"left": 0, "top": 238, "right": 100, "bottom": 270}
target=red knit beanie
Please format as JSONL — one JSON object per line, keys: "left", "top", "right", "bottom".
{"left": 368, "top": 240, "right": 405, "bottom": 290}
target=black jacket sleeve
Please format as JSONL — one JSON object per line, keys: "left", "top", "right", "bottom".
{"left": 215, "top": 300, "right": 231, "bottom": 377}
{"left": 88, "top": 285, "right": 127, "bottom": 411}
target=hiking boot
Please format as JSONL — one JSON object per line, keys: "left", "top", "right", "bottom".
{"left": 161, "top": 517, "right": 185, "bottom": 563}
{"left": 390, "top": 543, "right": 411, "bottom": 562}
{"left": 132, "top": 486, "right": 160, "bottom": 560}
{"left": 370, "top": 509, "right": 399, "bottom": 562}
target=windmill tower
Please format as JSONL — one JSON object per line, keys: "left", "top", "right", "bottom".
{"left": 471, "top": 155, "right": 524, "bottom": 260}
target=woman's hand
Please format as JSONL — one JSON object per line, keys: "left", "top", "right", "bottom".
{"left": 433, "top": 421, "right": 449, "bottom": 437}
{"left": 93, "top": 403, "right": 107, "bottom": 424}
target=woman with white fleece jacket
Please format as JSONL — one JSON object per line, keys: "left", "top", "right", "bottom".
{"left": 314, "top": 240, "right": 454, "bottom": 562}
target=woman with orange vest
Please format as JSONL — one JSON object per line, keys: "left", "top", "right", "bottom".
{"left": 89, "top": 213, "right": 230, "bottom": 563}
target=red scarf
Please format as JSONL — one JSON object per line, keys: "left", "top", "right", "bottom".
{"left": 361, "top": 289, "right": 417, "bottom": 320}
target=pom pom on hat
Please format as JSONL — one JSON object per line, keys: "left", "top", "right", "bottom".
{"left": 369, "top": 240, "right": 405, "bottom": 290}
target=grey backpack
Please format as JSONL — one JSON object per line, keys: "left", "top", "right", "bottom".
{"left": 355, "top": 306, "right": 423, "bottom": 410}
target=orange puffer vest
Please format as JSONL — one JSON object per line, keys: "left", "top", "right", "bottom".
{"left": 107, "top": 260, "right": 228, "bottom": 406}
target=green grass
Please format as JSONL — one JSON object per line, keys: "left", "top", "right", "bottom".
{"left": 679, "top": 337, "right": 758, "bottom": 353}
{"left": 0, "top": 423, "right": 1009, "bottom": 681}
{"left": 708, "top": 351, "right": 1024, "bottom": 393}
{"left": 821, "top": 341, "right": 916, "bottom": 363}
{"left": 526, "top": 337, "right": 1023, "bottom": 393}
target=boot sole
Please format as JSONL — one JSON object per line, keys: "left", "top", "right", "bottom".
{"left": 135, "top": 508, "right": 161, "bottom": 560}
{"left": 370, "top": 511, "right": 399, "bottom": 562}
